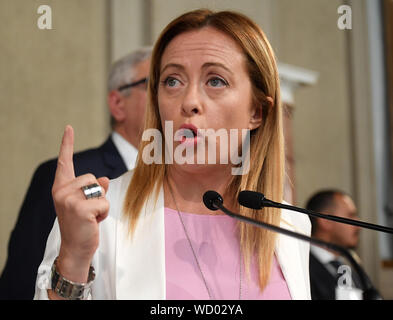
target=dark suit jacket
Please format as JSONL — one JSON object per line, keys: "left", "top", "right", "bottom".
{"left": 310, "top": 252, "right": 383, "bottom": 300}
{"left": 0, "top": 136, "right": 127, "bottom": 300}
{"left": 309, "top": 252, "right": 337, "bottom": 300}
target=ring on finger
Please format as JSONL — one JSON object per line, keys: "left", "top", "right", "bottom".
{"left": 81, "top": 183, "right": 103, "bottom": 200}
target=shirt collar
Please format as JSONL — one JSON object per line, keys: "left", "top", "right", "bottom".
{"left": 310, "top": 245, "right": 337, "bottom": 264}
{"left": 111, "top": 131, "right": 138, "bottom": 170}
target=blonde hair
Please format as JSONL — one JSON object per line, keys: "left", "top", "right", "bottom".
{"left": 123, "top": 9, "right": 284, "bottom": 292}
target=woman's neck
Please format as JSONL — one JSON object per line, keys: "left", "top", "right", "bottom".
{"left": 164, "top": 165, "right": 237, "bottom": 215}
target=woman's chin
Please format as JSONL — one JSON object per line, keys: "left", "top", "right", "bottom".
{"left": 169, "top": 162, "right": 232, "bottom": 175}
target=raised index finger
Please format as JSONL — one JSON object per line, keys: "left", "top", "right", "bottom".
{"left": 54, "top": 125, "right": 76, "bottom": 186}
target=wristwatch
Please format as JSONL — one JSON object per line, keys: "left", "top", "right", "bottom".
{"left": 51, "top": 257, "right": 95, "bottom": 300}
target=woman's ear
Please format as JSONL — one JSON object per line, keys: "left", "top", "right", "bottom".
{"left": 108, "top": 90, "right": 126, "bottom": 123}
{"left": 248, "top": 96, "right": 274, "bottom": 130}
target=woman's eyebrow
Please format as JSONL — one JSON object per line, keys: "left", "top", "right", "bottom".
{"left": 202, "top": 62, "right": 233, "bottom": 75}
{"left": 160, "top": 62, "right": 234, "bottom": 75}
{"left": 160, "top": 63, "right": 185, "bottom": 74}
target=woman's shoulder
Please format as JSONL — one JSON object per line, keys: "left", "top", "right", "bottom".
{"left": 109, "top": 169, "right": 135, "bottom": 187}
{"left": 280, "top": 201, "right": 311, "bottom": 236}
{"left": 107, "top": 170, "right": 135, "bottom": 195}
{"left": 104, "top": 170, "right": 135, "bottom": 219}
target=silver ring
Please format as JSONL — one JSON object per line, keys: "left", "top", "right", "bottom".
{"left": 81, "top": 183, "right": 102, "bottom": 200}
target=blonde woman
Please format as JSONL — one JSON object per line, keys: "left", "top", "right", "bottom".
{"left": 35, "top": 9, "right": 311, "bottom": 300}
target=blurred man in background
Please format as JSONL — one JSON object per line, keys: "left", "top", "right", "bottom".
{"left": 0, "top": 47, "right": 151, "bottom": 299}
{"left": 307, "top": 189, "right": 382, "bottom": 299}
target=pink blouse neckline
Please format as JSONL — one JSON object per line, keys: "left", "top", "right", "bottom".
{"left": 164, "top": 207, "right": 292, "bottom": 300}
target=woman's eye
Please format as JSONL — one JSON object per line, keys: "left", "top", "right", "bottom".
{"left": 163, "top": 77, "right": 180, "bottom": 87}
{"left": 208, "top": 77, "right": 228, "bottom": 87}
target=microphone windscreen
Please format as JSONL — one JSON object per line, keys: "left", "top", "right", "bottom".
{"left": 203, "top": 191, "right": 223, "bottom": 211}
{"left": 238, "top": 190, "right": 263, "bottom": 209}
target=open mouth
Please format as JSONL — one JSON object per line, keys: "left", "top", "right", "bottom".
{"left": 178, "top": 124, "right": 200, "bottom": 145}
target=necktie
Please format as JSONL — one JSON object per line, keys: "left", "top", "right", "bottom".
{"left": 329, "top": 259, "right": 382, "bottom": 299}
{"left": 329, "top": 259, "right": 362, "bottom": 288}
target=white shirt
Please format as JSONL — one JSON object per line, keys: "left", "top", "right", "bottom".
{"left": 111, "top": 132, "right": 138, "bottom": 170}
{"left": 310, "top": 244, "right": 339, "bottom": 276}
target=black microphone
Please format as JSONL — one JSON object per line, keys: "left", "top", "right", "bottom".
{"left": 203, "top": 190, "right": 380, "bottom": 300}
{"left": 238, "top": 190, "right": 393, "bottom": 234}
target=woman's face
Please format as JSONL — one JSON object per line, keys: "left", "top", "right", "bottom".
{"left": 157, "top": 26, "right": 262, "bottom": 172}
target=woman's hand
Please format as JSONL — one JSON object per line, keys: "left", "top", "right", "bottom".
{"left": 51, "top": 125, "right": 110, "bottom": 284}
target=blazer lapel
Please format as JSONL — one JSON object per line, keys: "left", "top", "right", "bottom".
{"left": 101, "top": 136, "right": 128, "bottom": 179}
{"left": 275, "top": 209, "right": 311, "bottom": 300}
{"left": 115, "top": 184, "right": 166, "bottom": 299}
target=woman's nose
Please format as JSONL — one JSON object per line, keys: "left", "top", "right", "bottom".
{"left": 181, "top": 83, "right": 202, "bottom": 116}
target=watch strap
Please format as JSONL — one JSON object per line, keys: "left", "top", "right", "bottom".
{"left": 51, "top": 257, "right": 95, "bottom": 300}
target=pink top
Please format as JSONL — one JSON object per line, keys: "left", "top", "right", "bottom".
{"left": 164, "top": 207, "right": 292, "bottom": 300}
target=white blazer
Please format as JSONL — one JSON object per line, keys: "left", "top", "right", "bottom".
{"left": 34, "top": 170, "right": 311, "bottom": 300}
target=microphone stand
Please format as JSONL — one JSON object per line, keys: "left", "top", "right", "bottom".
{"left": 258, "top": 195, "right": 393, "bottom": 234}
{"left": 208, "top": 197, "right": 379, "bottom": 300}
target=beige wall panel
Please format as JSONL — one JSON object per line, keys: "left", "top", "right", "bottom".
{"left": 110, "top": 0, "right": 146, "bottom": 62}
{"left": 0, "top": 0, "right": 109, "bottom": 271}
{"left": 150, "top": 0, "right": 274, "bottom": 43}
{"left": 272, "top": 0, "right": 354, "bottom": 207}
